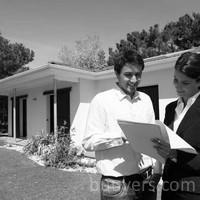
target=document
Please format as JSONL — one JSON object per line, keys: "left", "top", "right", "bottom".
{"left": 118, "top": 120, "right": 197, "bottom": 163}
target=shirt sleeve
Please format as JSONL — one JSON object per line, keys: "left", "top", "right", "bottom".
{"left": 146, "top": 94, "right": 156, "bottom": 124}
{"left": 82, "top": 95, "right": 124, "bottom": 151}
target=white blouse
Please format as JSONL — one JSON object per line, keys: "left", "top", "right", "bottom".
{"left": 174, "top": 91, "right": 200, "bottom": 132}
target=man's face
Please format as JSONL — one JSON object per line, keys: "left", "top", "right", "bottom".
{"left": 116, "top": 63, "right": 143, "bottom": 97}
{"left": 174, "top": 70, "right": 200, "bottom": 102}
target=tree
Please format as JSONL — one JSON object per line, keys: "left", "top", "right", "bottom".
{"left": 191, "top": 13, "right": 200, "bottom": 47}
{"left": 108, "top": 12, "right": 200, "bottom": 63}
{"left": 0, "top": 33, "right": 34, "bottom": 133}
{"left": 167, "top": 14, "right": 193, "bottom": 50}
{"left": 58, "top": 35, "right": 107, "bottom": 71}
{"left": 0, "top": 33, "right": 34, "bottom": 79}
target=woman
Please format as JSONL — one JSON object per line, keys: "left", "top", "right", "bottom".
{"left": 153, "top": 52, "right": 200, "bottom": 200}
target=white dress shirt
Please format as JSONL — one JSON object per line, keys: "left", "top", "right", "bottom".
{"left": 82, "top": 87, "right": 155, "bottom": 177}
{"left": 174, "top": 91, "right": 200, "bottom": 132}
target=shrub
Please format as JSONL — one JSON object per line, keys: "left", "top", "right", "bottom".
{"left": 23, "top": 126, "right": 96, "bottom": 169}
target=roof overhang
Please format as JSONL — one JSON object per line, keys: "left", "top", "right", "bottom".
{"left": 0, "top": 64, "right": 78, "bottom": 95}
{"left": 0, "top": 47, "right": 199, "bottom": 95}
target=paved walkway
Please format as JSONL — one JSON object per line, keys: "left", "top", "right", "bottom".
{"left": 0, "top": 135, "right": 28, "bottom": 147}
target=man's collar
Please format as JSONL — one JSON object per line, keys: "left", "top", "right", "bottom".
{"left": 114, "top": 83, "right": 141, "bottom": 101}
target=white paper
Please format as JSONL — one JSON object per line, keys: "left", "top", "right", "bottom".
{"left": 156, "top": 120, "right": 197, "bottom": 154}
{"left": 118, "top": 120, "right": 197, "bottom": 164}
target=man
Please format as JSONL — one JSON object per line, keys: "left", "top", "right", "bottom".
{"left": 83, "top": 49, "right": 161, "bottom": 199}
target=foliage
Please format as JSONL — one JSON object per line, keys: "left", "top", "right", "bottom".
{"left": 58, "top": 35, "right": 108, "bottom": 71}
{"left": 108, "top": 12, "right": 200, "bottom": 65}
{"left": 0, "top": 33, "right": 34, "bottom": 132}
{"left": 0, "top": 33, "right": 34, "bottom": 79}
{"left": 23, "top": 127, "right": 96, "bottom": 169}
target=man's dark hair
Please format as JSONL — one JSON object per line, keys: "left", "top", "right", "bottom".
{"left": 112, "top": 49, "right": 144, "bottom": 74}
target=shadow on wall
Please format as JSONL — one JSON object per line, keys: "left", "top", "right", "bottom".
{"left": 70, "top": 103, "right": 89, "bottom": 141}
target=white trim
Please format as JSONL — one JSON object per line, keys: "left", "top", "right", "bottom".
{"left": 53, "top": 79, "right": 57, "bottom": 134}
{"left": 0, "top": 47, "right": 199, "bottom": 93}
{"left": 13, "top": 88, "right": 16, "bottom": 140}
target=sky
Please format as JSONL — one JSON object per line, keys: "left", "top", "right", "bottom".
{"left": 1, "top": 0, "right": 200, "bottom": 68}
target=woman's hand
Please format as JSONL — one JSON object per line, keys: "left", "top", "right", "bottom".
{"left": 151, "top": 138, "right": 171, "bottom": 160}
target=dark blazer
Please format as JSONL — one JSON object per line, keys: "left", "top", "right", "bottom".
{"left": 163, "top": 95, "right": 200, "bottom": 193}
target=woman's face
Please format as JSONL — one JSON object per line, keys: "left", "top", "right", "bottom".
{"left": 173, "top": 70, "right": 200, "bottom": 102}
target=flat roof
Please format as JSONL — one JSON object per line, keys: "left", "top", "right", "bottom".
{"left": 0, "top": 47, "right": 199, "bottom": 94}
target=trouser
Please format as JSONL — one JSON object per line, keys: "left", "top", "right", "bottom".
{"left": 161, "top": 181, "right": 200, "bottom": 200}
{"left": 100, "top": 174, "right": 157, "bottom": 200}
{"left": 162, "top": 189, "right": 200, "bottom": 200}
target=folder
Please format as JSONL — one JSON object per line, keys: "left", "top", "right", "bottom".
{"left": 118, "top": 120, "right": 197, "bottom": 163}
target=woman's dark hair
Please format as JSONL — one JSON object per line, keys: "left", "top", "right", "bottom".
{"left": 175, "top": 52, "right": 200, "bottom": 80}
{"left": 113, "top": 49, "right": 144, "bottom": 74}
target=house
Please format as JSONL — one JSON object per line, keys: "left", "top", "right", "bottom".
{"left": 0, "top": 48, "right": 199, "bottom": 144}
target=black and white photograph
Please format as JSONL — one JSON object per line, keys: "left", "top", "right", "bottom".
{"left": 0, "top": 0, "right": 200, "bottom": 199}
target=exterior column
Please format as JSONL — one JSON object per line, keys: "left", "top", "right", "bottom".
{"left": 13, "top": 88, "right": 16, "bottom": 140}
{"left": 53, "top": 79, "right": 57, "bottom": 134}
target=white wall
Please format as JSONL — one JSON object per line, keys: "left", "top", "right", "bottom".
{"left": 27, "top": 87, "right": 47, "bottom": 137}
{"left": 79, "top": 79, "right": 97, "bottom": 102}
{"left": 96, "top": 77, "right": 117, "bottom": 93}
{"left": 142, "top": 67, "right": 177, "bottom": 121}
{"left": 7, "top": 88, "right": 46, "bottom": 138}
{"left": 69, "top": 82, "right": 80, "bottom": 124}
{"left": 142, "top": 67, "right": 176, "bottom": 99}
{"left": 7, "top": 80, "right": 80, "bottom": 138}
{"left": 27, "top": 81, "right": 81, "bottom": 137}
